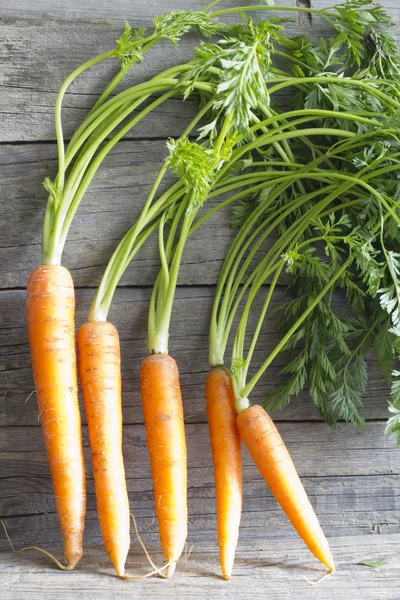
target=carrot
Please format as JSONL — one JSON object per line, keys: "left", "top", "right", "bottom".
{"left": 140, "top": 353, "right": 187, "bottom": 577}
{"left": 77, "top": 321, "right": 130, "bottom": 577}
{"left": 206, "top": 366, "right": 242, "bottom": 580}
{"left": 26, "top": 265, "right": 86, "bottom": 569}
{"left": 237, "top": 404, "right": 335, "bottom": 572}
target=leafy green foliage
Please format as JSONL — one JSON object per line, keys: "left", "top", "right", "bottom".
{"left": 261, "top": 190, "right": 400, "bottom": 431}
{"left": 385, "top": 368, "right": 400, "bottom": 445}
{"left": 326, "top": 0, "right": 393, "bottom": 67}
{"left": 166, "top": 138, "right": 215, "bottom": 207}
{"left": 357, "top": 559, "right": 388, "bottom": 568}
{"left": 112, "top": 22, "right": 147, "bottom": 69}
{"left": 181, "top": 18, "right": 290, "bottom": 137}
{"left": 153, "top": 10, "right": 229, "bottom": 44}
{"left": 112, "top": 12, "right": 229, "bottom": 70}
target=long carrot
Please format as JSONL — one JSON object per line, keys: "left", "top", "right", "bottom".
{"left": 26, "top": 265, "right": 86, "bottom": 568}
{"left": 206, "top": 366, "right": 242, "bottom": 580}
{"left": 237, "top": 404, "right": 335, "bottom": 572}
{"left": 140, "top": 353, "right": 187, "bottom": 577}
{"left": 77, "top": 321, "right": 130, "bottom": 577}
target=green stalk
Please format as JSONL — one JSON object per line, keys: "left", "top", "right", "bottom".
{"left": 238, "top": 257, "right": 352, "bottom": 402}
{"left": 65, "top": 64, "right": 191, "bottom": 165}
{"left": 54, "top": 52, "right": 114, "bottom": 194}
{"left": 88, "top": 98, "right": 214, "bottom": 322}
{"left": 147, "top": 114, "right": 234, "bottom": 353}
{"left": 43, "top": 88, "right": 178, "bottom": 265}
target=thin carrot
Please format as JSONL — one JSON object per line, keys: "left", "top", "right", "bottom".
{"left": 206, "top": 366, "right": 242, "bottom": 580}
{"left": 237, "top": 404, "right": 335, "bottom": 572}
{"left": 140, "top": 353, "right": 187, "bottom": 577}
{"left": 77, "top": 321, "right": 130, "bottom": 577}
{"left": 26, "top": 265, "right": 86, "bottom": 569}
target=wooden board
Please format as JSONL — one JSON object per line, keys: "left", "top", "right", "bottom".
{"left": 1, "top": 0, "right": 400, "bottom": 598}
{"left": 1, "top": 421, "right": 399, "bottom": 550}
{"left": 1, "top": 536, "right": 400, "bottom": 600}
{"left": 0, "top": 287, "right": 392, "bottom": 426}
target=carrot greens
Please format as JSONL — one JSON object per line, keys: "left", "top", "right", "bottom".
{"left": 41, "top": 9, "right": 228, "bottom": 266}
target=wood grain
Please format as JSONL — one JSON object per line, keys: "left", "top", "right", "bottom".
{"left": 0, "top": 141, "right": 239, "bottom": 288}
{"left": 0, "top": 421, "right": 399, "bottom": 551}
{"left": 1, "top": 535, "right": 399, "bottom": 600}
{"left": 0, "top": 287, "right": 392, "bottom": 426}
{"left": 0, "top": 1, "right": 399, "bottom": 597}
{"left": 0, "top": 0, "right": 301, "bottom": 143}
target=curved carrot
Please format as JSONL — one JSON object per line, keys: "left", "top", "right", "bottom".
{"left": 26, "top": 265, "right": 86, "bottom": 569}
{"left": 140, "top": 353, "right": 187, "bottom": 577}
{"left": 78, "top": 321, "right": 130, "bottom": 577}
{"left": 206, "top": 366, "right": 242, "bottom": 580}
{"left": 237, "top": 404, "right": 334, "bottom": 572}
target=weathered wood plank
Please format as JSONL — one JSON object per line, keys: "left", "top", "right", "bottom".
{"left": 2, "top": 474, "right": 398, "bottom": 549}
{"left": 0, "top": 140, "right": 240, "bottom": 288}
{"left": 3, "top": 0, "right": 375, "bottom": 143}
{"left": 0, "top": 1, "right": 399, "bottom": 596}
{"left": 0, "top": 287, "right": 392, "bottom": 425}
{"left": 0, "top": 421, "right": 398, "bottom": 551}
{"left": 0, "top": 0, "right": 302, "bottom": 142}
{"left": 1, "top": 0, "right": 297, "bottom": 21}
{"left": 0, "top": 539, "right": 399, "bottom": 600}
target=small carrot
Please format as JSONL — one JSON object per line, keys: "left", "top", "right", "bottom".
{"left": 26, "top": 265, "right": 86, "bottom": 569}
{"left": 78, "top": 321, "right": 130, "bottom": 577}
{"left": 140, "top": 353, "right": 187, "bottom": 577}
{"left": 237, "top": 403, "right": 335, "bottom": 572}
{"left": 206, "top": 366, "right": 242, "bottom": 580}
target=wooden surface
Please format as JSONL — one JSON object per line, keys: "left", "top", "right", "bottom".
{"left": 0, "top": 1, "right": 399, "bottom": 598}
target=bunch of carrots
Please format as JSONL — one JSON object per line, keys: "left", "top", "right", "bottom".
{"left": 20, "top": 0, "right": 400, "bottom": 582}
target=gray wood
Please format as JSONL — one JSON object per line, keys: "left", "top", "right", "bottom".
{"left": 1, "top": 535, "right": 399, "bottom": 600}
{"left": 0, "top": 421, "right": 399, "bottom": 551}
{"left": 1, "top": 0, "right": 400, "bottom": 597}
{"left": 0, "top": 0, "right": 302, "bottom": 143}
{"left": 0, "top": 287, "right": 392, "bottom": 426}
{"left": 0, "top": 140, "right": 239, "bottom": 288}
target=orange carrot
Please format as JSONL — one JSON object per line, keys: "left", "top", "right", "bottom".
{"left": 26, "top": 265, "right": 86, "bottom": 569}
{"left": 78, "top": 321, "right": 130, "bottom": 577}
{"left": 140, "top": 353, "right": 187, "bottom": 577}
{"left": 206, "top": 366, "right": 242, "bottom": 580}
{"left": 237, "top": 404, "right": 334, "bottom": 571}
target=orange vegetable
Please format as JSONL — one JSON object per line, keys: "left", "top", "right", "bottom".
{"left": 78, "top": 321, "right": 130, "bottom": 577}
{"left": 206, "top": 366, "right": 242, "bottom": 580}
{"left": 140, "top": 353, "right": 187, "bottom": 577}
{"left": 237, "top": 404, "right": 334, "bottom": 572}
{"left": 26, "top": 265, "right": 86, "bottom": 569}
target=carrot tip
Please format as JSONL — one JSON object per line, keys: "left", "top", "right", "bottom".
{"left": 222, "top": 573, "right": 231, "bottom": 581}
{"left": 166, "top": 561, "right": 176, "bottom": 578}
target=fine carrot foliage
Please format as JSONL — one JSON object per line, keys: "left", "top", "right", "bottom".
{"left": 198, "top": 0, "right": 400, "bottom": 577}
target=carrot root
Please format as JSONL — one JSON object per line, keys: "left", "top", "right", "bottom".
{"left": 140, "top": 353, "right": 188, "bottom": 574}
{"left": 1, "top": 520, "right": 76, "bottom": 571}
{"left": 237, "top": 404, "right": 335, "bottom": 572}
{"left": 26, "top": 265, "right": 86, "bottom": 568}
{"left": 206, "top": 366, "right": 242, "bottom": 580}
{"left": 78, "top": 321, "right": 130, "bottom": 577}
